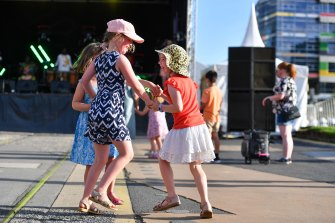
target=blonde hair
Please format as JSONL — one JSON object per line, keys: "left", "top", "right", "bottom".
{"left": 73, "top": 42, "right": 103, "bottom": 73}
{"left": 102, "top": 31, "right": 135, "bottom": 54}
{"left": 277, "top": 62, "right": 297, "bottom": 80}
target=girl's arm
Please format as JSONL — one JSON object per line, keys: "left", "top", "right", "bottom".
{"left": 153, "top": 85, "right": 183, "bottom": 113}
{"left": 72, "top": 82, "right": 91, "bottom": 112}
{"left": 81, "top": 62, "right": 96, "bottom": 99}
{"left": 159, "top": 93, "right": 169, "bottom": 102}
{"left": 135, "top": 106, "right": 149, "bottom": 116}
{"left": 138, "top": 79, "right": 163, "bottom": 97}
{"left": 117, "top": 55, "right": 153, "bottom": 107}
{"left": 262, "top": 93, "right": 285, "bottom": 107}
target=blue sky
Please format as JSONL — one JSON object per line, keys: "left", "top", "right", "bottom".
{"left": 196, "top": 0, "right": 258, "bottom": 65}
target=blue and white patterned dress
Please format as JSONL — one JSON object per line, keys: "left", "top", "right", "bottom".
{"left": 85, "top": 51, "right": 131, "bottom": 144}
{"left": 70, "top": 82, "right": 119, "bottom": 165}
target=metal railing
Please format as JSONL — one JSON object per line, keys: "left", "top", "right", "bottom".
{"left": 306, "top": 97, "right": 335, "bottom": 127}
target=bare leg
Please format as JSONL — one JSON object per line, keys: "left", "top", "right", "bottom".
{"left": 105, "top": 157, "right": 115, "bottom": 196}
{"left": 211, "top": 132, "right": 220, "bottom": 154}
{"left": 148, "top": 137, "right": 160, "bottom": 158}
{"left": 155, "top": 136, "right": 163, "bottom": 151}
{"left": 95, "top": 140, "right": 134, "bottom": 199}
{"left": 105, "top": 157, "right": 123, "bottom": 204}
{"left": 82, "top": 165, "right": 100, "bottom": 210}
{"left": 84, "top": 165, "right": 91, "bottom": 184}
{"left": 279, "top": 125, "right": 293, "bottom": 158}
{"left": 189, "top": 161, "right": 210, "bottom": 205}
{"left": 150, "top": 138, "right": 157, "bottom": 151}
{"left": 81, "top": 143, "right": 110, "bottom": 201}
{"left": 158, "top": 158, "right": 177, "bottom": 198}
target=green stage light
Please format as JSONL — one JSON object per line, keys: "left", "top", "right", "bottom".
{"left": 30, "top": 45, "right": 44, "bottom": 63}
{"left": 44, "top": 65, "right": 48, "bottom": 70}
{"left": 0, "top": 67, "right": 5, "bottom": 76}
{"left": 38, "top": 45, "right": 51, "bottom": 62}
{"left": 50, "top": 63, "right": 55, "bottom": 68}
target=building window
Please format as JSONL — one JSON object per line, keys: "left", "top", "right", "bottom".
{"left": 328, "top": 43, "right": 335, "bottom": 54}
{"left": 329, "top": 63, "right": 335, "bottom": 72}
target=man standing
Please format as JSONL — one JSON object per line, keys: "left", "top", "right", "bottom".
{"left": 201, "top": 70, "right": 223, "bottom": 162}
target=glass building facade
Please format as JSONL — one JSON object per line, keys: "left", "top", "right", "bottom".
{"left": 256, "top": 0, "right": 335, "bottom": 93}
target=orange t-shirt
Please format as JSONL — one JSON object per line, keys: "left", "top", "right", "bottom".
{"left": 201, "top": 85, "right": 223, "bottom": 122}
{"left": 164, "top": 75, "right": 205, "bottom": 129}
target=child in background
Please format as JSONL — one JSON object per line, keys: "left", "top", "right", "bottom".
{"left": 201, "top": 70, "right": 223, "bottom": 162}
{"left": 152, "top": 44, "right": 215, "bottom": 219}
{"left": 70, "top": 43, "right": 121, "bottom": 215}
{"left": 136, "top": 94, "right": 168, "bottom": 159}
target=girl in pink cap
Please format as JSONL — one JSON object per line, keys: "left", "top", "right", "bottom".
{"left": 80, "top": 19, "right": 157, "bottom": 211}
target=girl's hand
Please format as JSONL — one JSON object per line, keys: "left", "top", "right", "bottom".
{"left": 151, "top": 85, "right": 163, "bottom": 97}
{"left": 151, "top": 100, "right": 160, "bottom": 112}
{"left": 146, "top": 100, "right": 154, "bottom": 110}
{"left": 262, "top": 97, "right": 270, "bottom": 107}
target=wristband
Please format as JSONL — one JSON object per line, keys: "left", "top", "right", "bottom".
{"left": 158, "top": 103, "right": 163, "bottom": 112}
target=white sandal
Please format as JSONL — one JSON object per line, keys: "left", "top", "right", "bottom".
{"left": 89, "top": 190, "right": 118, "bottom": 210}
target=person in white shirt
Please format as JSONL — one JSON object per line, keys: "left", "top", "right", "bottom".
{"left": 55, "top": 48, "right": 72, "bottom": 80}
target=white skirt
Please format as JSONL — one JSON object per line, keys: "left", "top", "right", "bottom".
{"left": 159, "top": 124, "right": 215, "bottom": 164}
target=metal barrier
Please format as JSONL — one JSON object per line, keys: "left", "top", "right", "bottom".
{"left": 306, "top": 97, "right": 335, "bottom": 127}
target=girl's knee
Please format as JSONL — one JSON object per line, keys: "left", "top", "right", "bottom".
{"left": 159, "top": 158, "right": 171, "bottom": 166}
{"left": 93, "top": 159, "right": 108, "bottom": 168}
{"left": 189, "top": 162, "right": 202, "bottom": 172}
{"left": 119, "top": 149, "right": 134, "bottom": 161}
{"left": 127, "top": 150, "right": 134, "bottom": 160}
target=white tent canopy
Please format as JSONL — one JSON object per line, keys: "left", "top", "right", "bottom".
{"left": 241, "top": 3, "right": 265, "bottom": 47}
{"left": 195, "top": 3, "right": 309, "bottom": 132}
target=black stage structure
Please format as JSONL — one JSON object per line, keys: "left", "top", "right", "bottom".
{"left": 0, "top": 0, "right": 187, "bottom": 133}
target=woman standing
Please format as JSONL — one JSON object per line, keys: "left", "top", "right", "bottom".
{"left": 262, "top": 62, "right": 297, "bottom": 164}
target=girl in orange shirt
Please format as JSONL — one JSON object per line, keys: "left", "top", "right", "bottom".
{"left": 152, "top": 44, "right": 215, "bottom": 219}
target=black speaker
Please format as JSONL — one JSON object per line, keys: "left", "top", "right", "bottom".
{"left": 228, "top": 47, "right": 275, "bottom": 90}
{"left": 227, "top": 91, "right": 275, "bottom": 131}
{"left": 50, "top": 80, "right": 71, "bottom": 93}
{"left": 16, "top": 80, "right": 38, "bottom": 93}
{"left": 227, "top": 47, "right": 276, "bottom": 131}
{"left": 0, "top": 80, "right": 15, "bottom": 93}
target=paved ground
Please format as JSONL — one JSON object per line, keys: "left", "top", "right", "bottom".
{"left": 0, "top": 132, "right": 335, "bottom": 223}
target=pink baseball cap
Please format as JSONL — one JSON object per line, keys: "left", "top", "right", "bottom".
{"left": 107, "top": 19, "right": 144, "bottom": 44}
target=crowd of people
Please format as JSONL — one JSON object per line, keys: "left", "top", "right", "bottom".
{"left": 67, "top": 18, "right": 299, "bottom": 220}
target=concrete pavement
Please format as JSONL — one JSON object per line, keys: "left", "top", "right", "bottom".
{"left": 125, "top": 137, "right": 335, "bottom": 223}
{"left": 1, "top": 134, "right": 335, "bottom": 223}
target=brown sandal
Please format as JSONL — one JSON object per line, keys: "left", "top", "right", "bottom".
{"left": 89, "top": 190, "right": 118, "bottom": 211}
{"left": 78, "top": 199, "right": 103, "bottom": 215}
{"left": 200, "top": 202, "right": 213, "bottom": 219}
{"left": 153, "top": 195, "right": 181, "bottom": 211}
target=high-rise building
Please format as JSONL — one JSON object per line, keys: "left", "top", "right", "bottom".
{"left": 256, "top": 0, "right": 335, "bottom": 93}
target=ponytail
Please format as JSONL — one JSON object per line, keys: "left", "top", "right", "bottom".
{"left": 287, "top": 64, "right": 296, "bottom": 80}
{"left": 73, "top": 42, "right": 103, "bottom": 73}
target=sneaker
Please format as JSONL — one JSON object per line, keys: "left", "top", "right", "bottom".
{"left": 211, "top": 157, "right": 221, "bottom": 163}
{"left": 149, "top": 152, "right": 159, "bottom": 159}
{"left": 277, "top": 157, "right": 292, "bottom": 164}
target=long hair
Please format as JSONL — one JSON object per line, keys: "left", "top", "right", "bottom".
{"left": 277, "top": 62, "right": 297, "bottom": 80}
{"left": 73, "top": 42, "right": 103, "bottom": 73}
